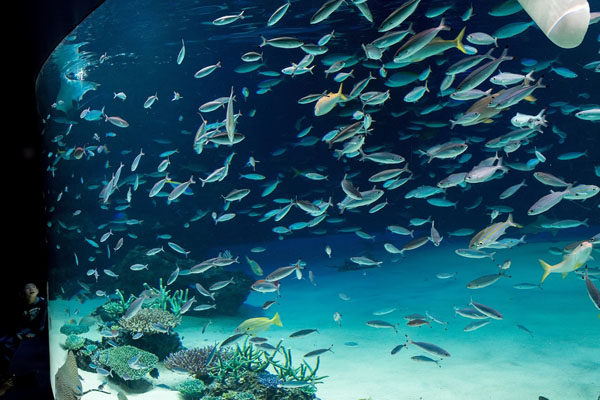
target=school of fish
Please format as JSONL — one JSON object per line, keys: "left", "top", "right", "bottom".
{"left": 44, "top": 0, "right": 600, "bottom": 384}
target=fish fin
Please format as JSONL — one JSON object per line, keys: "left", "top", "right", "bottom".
{"left": 561, "top": 272, "right": 569, "bottom": 279}
{"left": 271, "top": 312, "right": 283, "bottom": 327}
{"left": 539, "top": 259, "right": 552, "bottom": 284}
{"left": 259, "top": 35, "right": 267, "bottom": 47}
{"left": 337, "top": 83, "right": 347, "bottom": 101}
{"left": 507, "top": 213, "right": 523, "bottom": 228}
{"left": 573, "top": 262, "right": 585, "bottom": 271}
{"left": 454, "top": 27, "right": 467, "bottom": 54}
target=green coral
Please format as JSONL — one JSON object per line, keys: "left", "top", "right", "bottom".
{"left": 209, "top": 338, "right": 325, "bottom": 391}
{"left": 233, "top": 392, "right": 255, "bottom": 400}
{"left": 99, "top": 279, "right": 189, "bottom": 323}
{"left": 100, "top": 289, "right": 135, "bottom": 321}
{"left": 60, "top": 323, "right": 89, "bottom": 335}
{"left": 64, "top": 334, "right": 85, "bottom": 350}
{"left": 269, "top": 346, "right": 327, "bottom": 387}
{"left": 210, "top": 338, "right": 275, "bottom": 382}
{"left": 142, "top": 278, "right": 189, "bottom": 314}
{"left": 95, "top": 345, "right": 158, "bottom": 380}
{"left": 223, "top": 391, "right": 255, "bottom": 400}
{"left": 82, "top": 344, "right": 98, "bottom": 356}
{"left": 175, "top": 379, "right": 206, "bottom": 398}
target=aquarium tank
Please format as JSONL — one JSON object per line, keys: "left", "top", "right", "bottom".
{"left": 36, "top": 0, "right": 599, "bottom": 399}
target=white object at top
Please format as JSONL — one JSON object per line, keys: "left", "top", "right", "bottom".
{"left": 518, "top": 0, "right": 590, "bottom": 48}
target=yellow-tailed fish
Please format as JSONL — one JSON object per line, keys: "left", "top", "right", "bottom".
{"left": 235, "top": 312, "right": 282, "bottom": 334}
{"left": 314, "top": 83, "right": 346, "bottom": 116}
{"left": 409, "top": 26, "right": 467, "bottom": 62}
{"left": 539, "top": 241, "right": 593, "bottom": 284}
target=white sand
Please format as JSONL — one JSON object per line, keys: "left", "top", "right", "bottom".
{"left": 49, "top": 238, "right": 600, "bottom": 399}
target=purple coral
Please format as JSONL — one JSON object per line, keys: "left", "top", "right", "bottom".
{"left": 164, "top": 345, "right": 225, "bottom": 378}
{"left": 257, "top": 372, "right": 281, "bottom": 388}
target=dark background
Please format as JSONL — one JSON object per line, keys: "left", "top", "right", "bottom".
{"left": 3, "top": 0, "right": 104, "bottom": 333}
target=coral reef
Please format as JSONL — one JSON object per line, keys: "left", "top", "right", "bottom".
{"left": 95, "top": 345, "right": 158, "bottom": 381}
{"left": 141, "top": 278, "right": 190, "bottom": 315}
{"left": 205, "top": 370, "right": 317, "bottom": 400}
{"left": 164, "top": 345, "right": 232, "bottom": 381}
{"left": 270, "top": 346, "right": 327, "bottom": 386}
{"left": 175, "top": 379, "right": 206, "bottom": 399}
{"left": 119, "top": 329, "right": 182, "bottom": 361}
{"left": 171, "top": 339, "right": 322, "bottom": 399}
{"left": 110, "top": 245, "right": 254, "bottom": 316}
{"left": 118, "top": 308, "right": 181, "bottom": 334}
{"left": 94, "top": 289, "right": 134, "bottom": 322}
{"left": 222, "top": 391, "right": 256, "bottom": 400}
{"left": 211, "top": 338, "right": 277, "bottom": 382}
{"left": 116, "top": 308, "right": 183, "bottom": 359}
{"left": 256, "top": 372, "right": 282, "bottom": 388}
{"left": 64, "top": 334, "right": 85, "bottom": 350}
{"left": 60, "top": 323, "right": 90, "bottom": 335}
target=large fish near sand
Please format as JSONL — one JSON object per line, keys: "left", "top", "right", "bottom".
{"left": 538, "top": 241, "right": 593, "bottom": 284}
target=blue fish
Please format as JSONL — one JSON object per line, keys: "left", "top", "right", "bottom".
{"left": 551, "top": 67, "right": 578, "bottom": 78}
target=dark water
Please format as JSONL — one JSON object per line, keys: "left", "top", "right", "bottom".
{"left": 37, "top": 1, "right": 599, "bottom": 399}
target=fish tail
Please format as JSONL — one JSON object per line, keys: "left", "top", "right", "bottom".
{"left": 337, "top": 82, "right": 347, "bottom": 100}
{"left": 439, "top": 17, "right": 449, "bottom": 30}
{"left": 536, "top": 77, "right": 546, "bottom": 89}
{"left": 539, "top": 259, "right": 552, "bottom": 284}
{"left": 454, "top": 27, "right": 467, "bottom": 54}
{"left": 259, "top": 35, "right": 267, "bottom": 47}
{"left": 507, "top": 213, "right": 523, "bottom": 228}
{"left": 271, "top": 312, "right": 283, "bottom": 327}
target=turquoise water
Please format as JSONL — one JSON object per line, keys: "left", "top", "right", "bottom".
{"left": 38, "top": 1, "right": 599, "bottom": 399}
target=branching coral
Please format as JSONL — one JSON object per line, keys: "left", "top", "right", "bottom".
{"left": 118, "top": 308, "right": 181, "bottom": 334}
{"left": 219, "top": 339, "right": 326, "bottom": 394}
{"left": 142, "top": 278, "right": 189, "bottom": 314}
{"left": 213, "top": 338, "right": 278, "bottom": 382}
{"left": 270, "top": 346, "right": 327, "bottom": 387}
{"left": 99, "top": 289, "right": 135, "bottom": 321}
{"left": 164, "top": 345, "right": 232, "bottom": 379}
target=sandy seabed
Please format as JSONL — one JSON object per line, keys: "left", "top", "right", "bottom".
{"left": 49, "top": 238, "right": 600, "bottom": 400}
